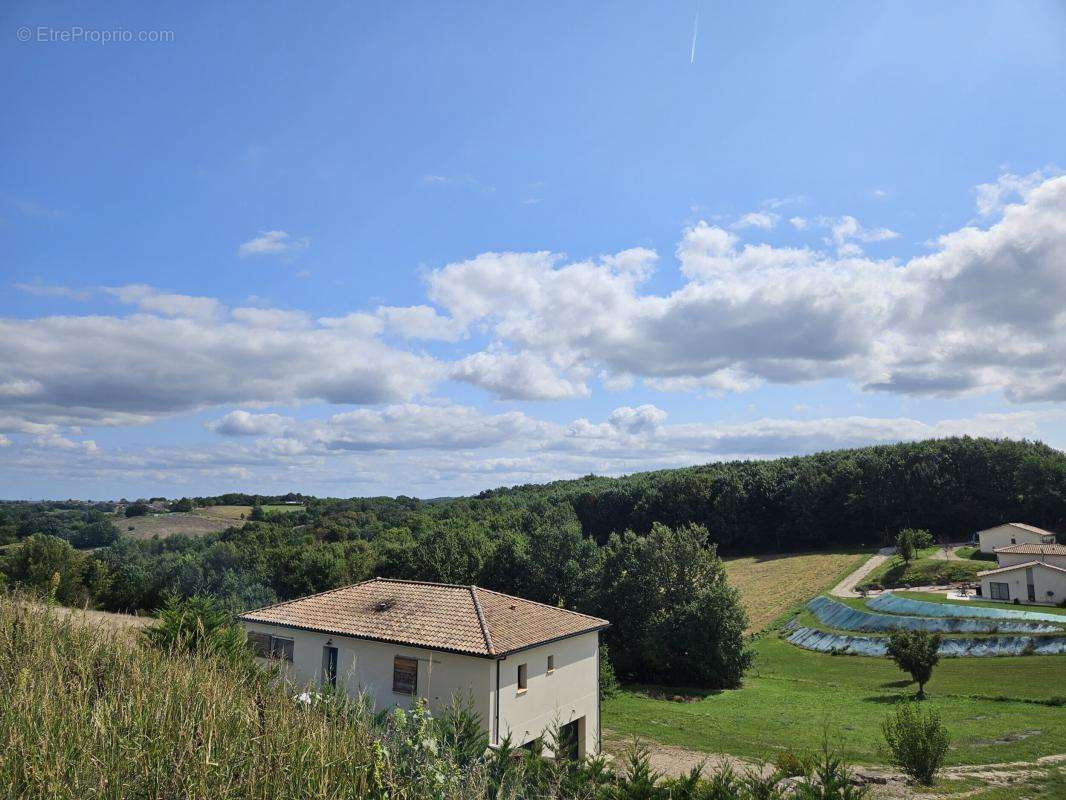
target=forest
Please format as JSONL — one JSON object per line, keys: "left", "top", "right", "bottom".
{"left": 2, "top": 436, "right": 1064, "bottom": 688}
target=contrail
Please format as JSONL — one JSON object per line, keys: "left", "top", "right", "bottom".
{"left": 690, "top": 0, "right": 701, "bottom": 64}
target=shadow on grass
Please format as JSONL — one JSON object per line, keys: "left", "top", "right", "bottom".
{"left": 625, "top": 684, "right": 723, "bottom": 703}
{"left": 862, "top": 693, "right": 913, "bottom": 704}
{"left": 880, "top": 679, "right": 913, "bottom": 689}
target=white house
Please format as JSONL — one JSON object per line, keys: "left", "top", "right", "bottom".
{"left": 978, "top": 561, "right": 1066, "bottom": 605}
{"left": 238, "top": 578, "right": 609, "bottom": 757}
{"left": 992, "top": 543, "right": 1066, "bottom": 569}
{"left": 976, "top": 522, "right": 1057, "bottom": 554}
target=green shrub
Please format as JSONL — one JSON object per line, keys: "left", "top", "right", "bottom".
{"left": 881, "top": 701, "right": 950, "bottom": 785}
{"left": 143, "top": 594, "right": 251, "bottom": 665}
{"left": 124, "top": 502, "right": 149, "bottom": 518}
{"left": 773, "top": 747, "right": 815, "bottom": 777}
{"left": 434, "top": 694, "right": 489, "bottom": 768}
{"left": 792, "top": 742, "right": 869, "bottom": 799}
{"left": 600, "top": 643, "right": 620, "bottom": 700}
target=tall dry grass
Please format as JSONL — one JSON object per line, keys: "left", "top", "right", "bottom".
{"left": 0, "top": 595, "right": 483, "bottom": 800}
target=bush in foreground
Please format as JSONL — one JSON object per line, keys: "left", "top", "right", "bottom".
{"left": 881, "top": 701, "right": 950, "bottom": 785}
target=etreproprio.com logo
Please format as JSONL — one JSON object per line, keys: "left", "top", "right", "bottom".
{"left": 16, "top": 26, "right": 175, "bottom": 44}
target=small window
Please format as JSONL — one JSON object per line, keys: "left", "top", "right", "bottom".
{"left": 393, "top": 656, "right": 418, "bottom": 695}
{"left": 547, "top": 655, "right": 555, "bottom": 674}
{"left": 989, "top": 582, "right": 1010, "bottom": 601}
{"left": 269, "top": 636, "right": 294, "bottom": 662}
{"left": 517, "top": 663, "right": 528, "bottom": 692}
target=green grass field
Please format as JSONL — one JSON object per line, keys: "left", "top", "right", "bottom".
{"left": 954, "top": 546, "right": 996, "bottom": 562}
{"left": 602, "top": 634, "right": 1066, "bottom": 767}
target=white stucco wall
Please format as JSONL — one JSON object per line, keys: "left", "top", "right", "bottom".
{"left": 494, "top": 631, "right": 600, "bottom": 757}
{"left": 995, "top": 551, "right": 1066, "bottom": 569}
{"left": 240, "top": 621, "right": 601, "bottom": 756}
{"left": 978, "top": 525, "right": 1054, "bottom": 553}
{"left": 980, "top": 563, "right": 1066, "bottom": 605}
{"left": 241, "top": 621, "right": 493, "bottom": 729}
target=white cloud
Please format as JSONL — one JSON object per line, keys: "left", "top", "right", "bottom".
{"left": 450, "top": 350, "right": 589, "bottom": 400}
{"left": 238, "top": 230, "right": 310, "bottom": 258}
{"left": 818, "top": 215, "right": 899, "bottom": 254}
{"left": 0, "top": 305, "right": 441, "bottom": 426}
{"left": 207, "top": 402, "right": 553, "bottom": 452}
{"left": 789, "top": 216, "right": 808, "bottom": 230}
{"left": 420, "top": 174, "right": 495, "bottom": 194}
{"left": 208, "top": 410, "right": 291, "bottom": 437}
{"left": 15, "top": 283, "right": 92, "bottom": 301}
{"left": 105, "top": 284, "right": 222, "bottom": 320}
{"left": 974, "top": 170, "right": 1051, "bottom": 217}
{"left": 377, "top": 305, "right": 464, "bottom": 341}
{"left": 420, "top": 175, "right": 1066, "bottom": 404}
{"left": 606, "top": 404, "right": 667, "bottom": 434}
{"left": 31, "top": 404, "right": 1046, "bottom": 497}
{"left": 733, "top": 211, "right": 779, "bottom": 230}
{"left": 5, "top": 171, "right": 1066, "bottom": 472}
{"left": 0, "top": 434, "right": 9, "bottom": 447}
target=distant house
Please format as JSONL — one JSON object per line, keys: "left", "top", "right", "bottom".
{"left": 238, "top": 578, "right": 609, "bottom": 757}
{"left": 976, "top": 522, "right": 1057, "bottom": 554}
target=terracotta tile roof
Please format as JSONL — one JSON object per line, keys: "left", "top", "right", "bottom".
{"left": 978, "top": 522, "right": 1057, "bottom": 538}
{"left": 978, "top": 560, "right": 1066, "bottom": 577}
{"left": 238, "top": 578, "right": 608, "bottom": 657}
{"left": 994, "top": 543, "right": 1066, "bottom": 556}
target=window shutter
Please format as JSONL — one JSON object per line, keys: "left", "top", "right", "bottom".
{"left": 270, "top": 636, "right": 295, "bottom": 662}
{"left": 393, "top": 656, "right": 418, "bottom": 695}
{"left": 246, "top": 632, "right": 271, "bottom": 658}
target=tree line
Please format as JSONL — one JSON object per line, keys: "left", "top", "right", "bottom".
{"left": 2, "top": 436, "right": 1064, "bottom": 689}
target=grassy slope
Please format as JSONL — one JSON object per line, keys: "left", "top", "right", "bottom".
{"left": 602, "top": 635, "right": 1066, "bottom": 767}
{"left": 116, "top": 511, "right": 237, "bottom": 540}
{"left": 722, "top": 550, "right": 869, "bottom": 633}
{"left": 857, "top": 551, "right": 985, "bottom": 590}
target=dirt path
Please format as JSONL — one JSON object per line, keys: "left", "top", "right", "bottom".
{"left": 929, "top": 544, "right": 967, "bottom": 561}
{"left": 602, "top": 736, "right": 772, "bottom": 779}
{"left": 605, "top": 734, "right": 1065, "bottom": 797}
{"left": 830, "top": 547, "right": 896, "bottom": 597}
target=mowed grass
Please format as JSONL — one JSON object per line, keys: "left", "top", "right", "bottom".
{"left": 192, "top": 504, "right": 304, "bottom": 520}
{"left": 602, "top": 635, "right": 1066, "bottom": 767}
{"left": 117, "top": 505, "right": 305, "bottom": 540}
{"left": 722, "top": 550, "right": 869, "bottom": 633}
{"left": 116, "top": 512, "right": 237, "bottom": 540}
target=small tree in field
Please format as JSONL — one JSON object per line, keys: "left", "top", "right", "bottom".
{"left": 882, "top": 701, "right": 949, "bottom": 784}
{"left": 886, "top": 630, "right": 940, "bottom": 699}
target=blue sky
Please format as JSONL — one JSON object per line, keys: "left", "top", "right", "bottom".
{"left": 3, "top": 1, "right": 1066, "bottom": 499}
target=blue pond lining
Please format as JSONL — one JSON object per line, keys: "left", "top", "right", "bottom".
{"left": 807, "top": 595, "right": 1062, "bottom": 634}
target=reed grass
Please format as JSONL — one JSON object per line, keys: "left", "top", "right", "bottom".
{"left": 0, "top": 595, "right": 482, "bottom": 800}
